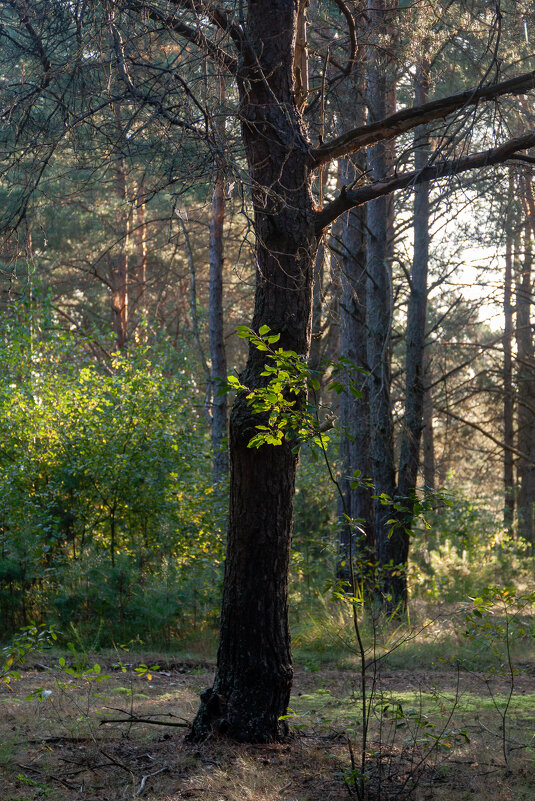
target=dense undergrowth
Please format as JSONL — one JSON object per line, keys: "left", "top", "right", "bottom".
{"left": 1, "top": 319, "right": 534, "bottom": 653}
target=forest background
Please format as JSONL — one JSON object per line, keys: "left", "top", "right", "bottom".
{"left": 1, "top": 0, "right": 534, "bottom": 645}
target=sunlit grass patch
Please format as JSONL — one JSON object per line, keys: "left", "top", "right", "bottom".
{"left": 292, "top": 596, "right": 535, "bottom": 672}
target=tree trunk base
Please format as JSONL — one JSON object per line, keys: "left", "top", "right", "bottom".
{"left": 188, "top": 687, "right": 290, "bottom": 744}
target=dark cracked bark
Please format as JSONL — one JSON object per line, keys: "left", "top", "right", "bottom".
{"left": 190, "top": 0, "right": 318, "bottom": 743}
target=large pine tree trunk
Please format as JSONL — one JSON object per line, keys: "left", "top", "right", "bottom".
{"left": 190, "top": 0, "right": 318, "bottom": 743}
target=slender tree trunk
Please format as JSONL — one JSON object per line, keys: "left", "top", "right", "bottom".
{"left": 294, "top": 0, "right": 309, "bottom": 110}
{"left": 135, "top": 181, "right": 147, "bottom": 312}
{"left": 422, "top": 354, "right": 435, "bottom": 492}
{"left": 109, "top": 154, "right": 130, "bottom": 349}
{"left": 308, "top": 242, "right": 324, "bottom": 376}
{"left": 516, "top": 214, "right": 535, "bottom": 545}
{"left": 503, "top": 186, "right": 515, "bottom": 534}
{"left": 398, "top": 60, "right": 431, "bottom": 536}
{"left": 365, "top": 0, "right": 400, "bottom": 609}
{"left": 190, "top": 0, "right": 318, "bottom": 743}
{"left": 209, "top": 79, "right": 228, "bottom": 483}
{"left": 337, "top": 157, "right": 375, "bottom": 589}
{"left": 309, "top": 161, "right": 331, "bottom": 380}
{"left": 181, "top": 218, "right": 211, "bottom": 390}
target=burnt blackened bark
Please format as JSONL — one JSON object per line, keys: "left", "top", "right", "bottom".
{"left": 397, "top": 61, "right": 431, "bottom": 547}
{"left": 190, "top": 0, "right": 318, "bottom": 743}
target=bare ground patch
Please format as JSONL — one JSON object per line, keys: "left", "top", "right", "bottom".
{"left": 1, "top": 658, "right": 534, "bottom": 801}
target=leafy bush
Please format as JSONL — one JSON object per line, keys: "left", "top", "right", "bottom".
{"left": 0, "top": 324, "right": 225, "bottom": 643}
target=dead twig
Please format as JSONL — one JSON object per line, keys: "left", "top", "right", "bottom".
{"left": 101, "top": 716, "right": 189, "bottom": 728}
{"left": 135, "top": 766, "right": 169, "bottom": 797}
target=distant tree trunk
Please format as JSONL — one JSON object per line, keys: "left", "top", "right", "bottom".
{"left": 516, "top": 207, "right": 535, "bottom": 545}
{"left": 181, "top": 217, "right": 211, "bottom": 391}
{"left": 365, "top": 0, "right": 400, "bottom": 610}
{"left": 190, "top": 0, "right": 318, "bottom": 743}
{"left": 398, "top": 59, "right": 431, "bottom": 535}
{"left": 135, "top": 181, "right": 147, "bottom": 312}
{"left": 203, "top": 75, "right": 229, "bottom": 483}
{"left": 109, "top": 154, "right": 130, "bottom": 349}
{"left": 308, "top": 159, "right": 330, "bottom": 383}
{"left": 503, "top": 195, "right": 515, "bottom": 534}
{"left": 294, "top": 0, "right": 309, "bottom": 110}
{"left": 337, "top": 157, "right": 375, "bottom": 589}
{"left": 422, "top": 355, "right": 436, "bottom": 492}
{"left": 308, "top": 242, "right": 324, "bottom": 377}
{"left": 209, "top": 159, "right": 228, "bottom": 482}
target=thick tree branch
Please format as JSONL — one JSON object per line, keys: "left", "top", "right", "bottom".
{"left": 315, "top": 131, "right": 535, "bottom": 233}
{"left": 312, "top": 69, "right": 535, "bottom": 167}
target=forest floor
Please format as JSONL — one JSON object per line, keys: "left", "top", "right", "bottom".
{"left": 1, "top": 650, "right": 534, "bottom": 801}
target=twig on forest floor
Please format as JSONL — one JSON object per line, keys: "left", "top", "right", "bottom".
{"left": 135, "top": 766, "right": 168, "bottom": 796}
{"left": 100, "top": 706, "right": 190, "bottom": 727}
{"left": 15, "top": 763, "right": 78, "bottom": 790}
{"left": 98, "top": 748, "right": 135, "bottom": 777}
{"left": 100, "top": 716, "right": 189, "bottom": 727}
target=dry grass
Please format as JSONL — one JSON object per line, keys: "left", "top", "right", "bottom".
{"left": 0, "top": 654, "right": 534, "bottom": 801}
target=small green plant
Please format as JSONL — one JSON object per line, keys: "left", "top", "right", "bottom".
{"left": 134, "top": 662, "right": 160, "bottom": 681}
{"left": 461, "top": 586, "right": 535, "bottom": 765}
{"left": 0, "top": 624, "right": 57, "bottom": 689}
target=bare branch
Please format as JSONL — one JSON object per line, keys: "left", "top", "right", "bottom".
{"left": 109, "top": 20, "right": 207, "bottom": 137}
{"left": 10, "top": 0, "right": 51, "bottom": 86}
{"left": 331, "top": 0, "right": 358, "bottom": 79}
{"left": 169, "top": 0, "right": 245, "bottom": 49}
{"left": 435, "top": 405, "right": 535, "bottom": 465}
{"left": 312, "top": 68, "right": 535, "bottom": 167}
{"left": 124, "top": 0, "right": 238, "bottom": 74}
{"left": 315, "top": 131, "right": 535, "bottom": 233}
